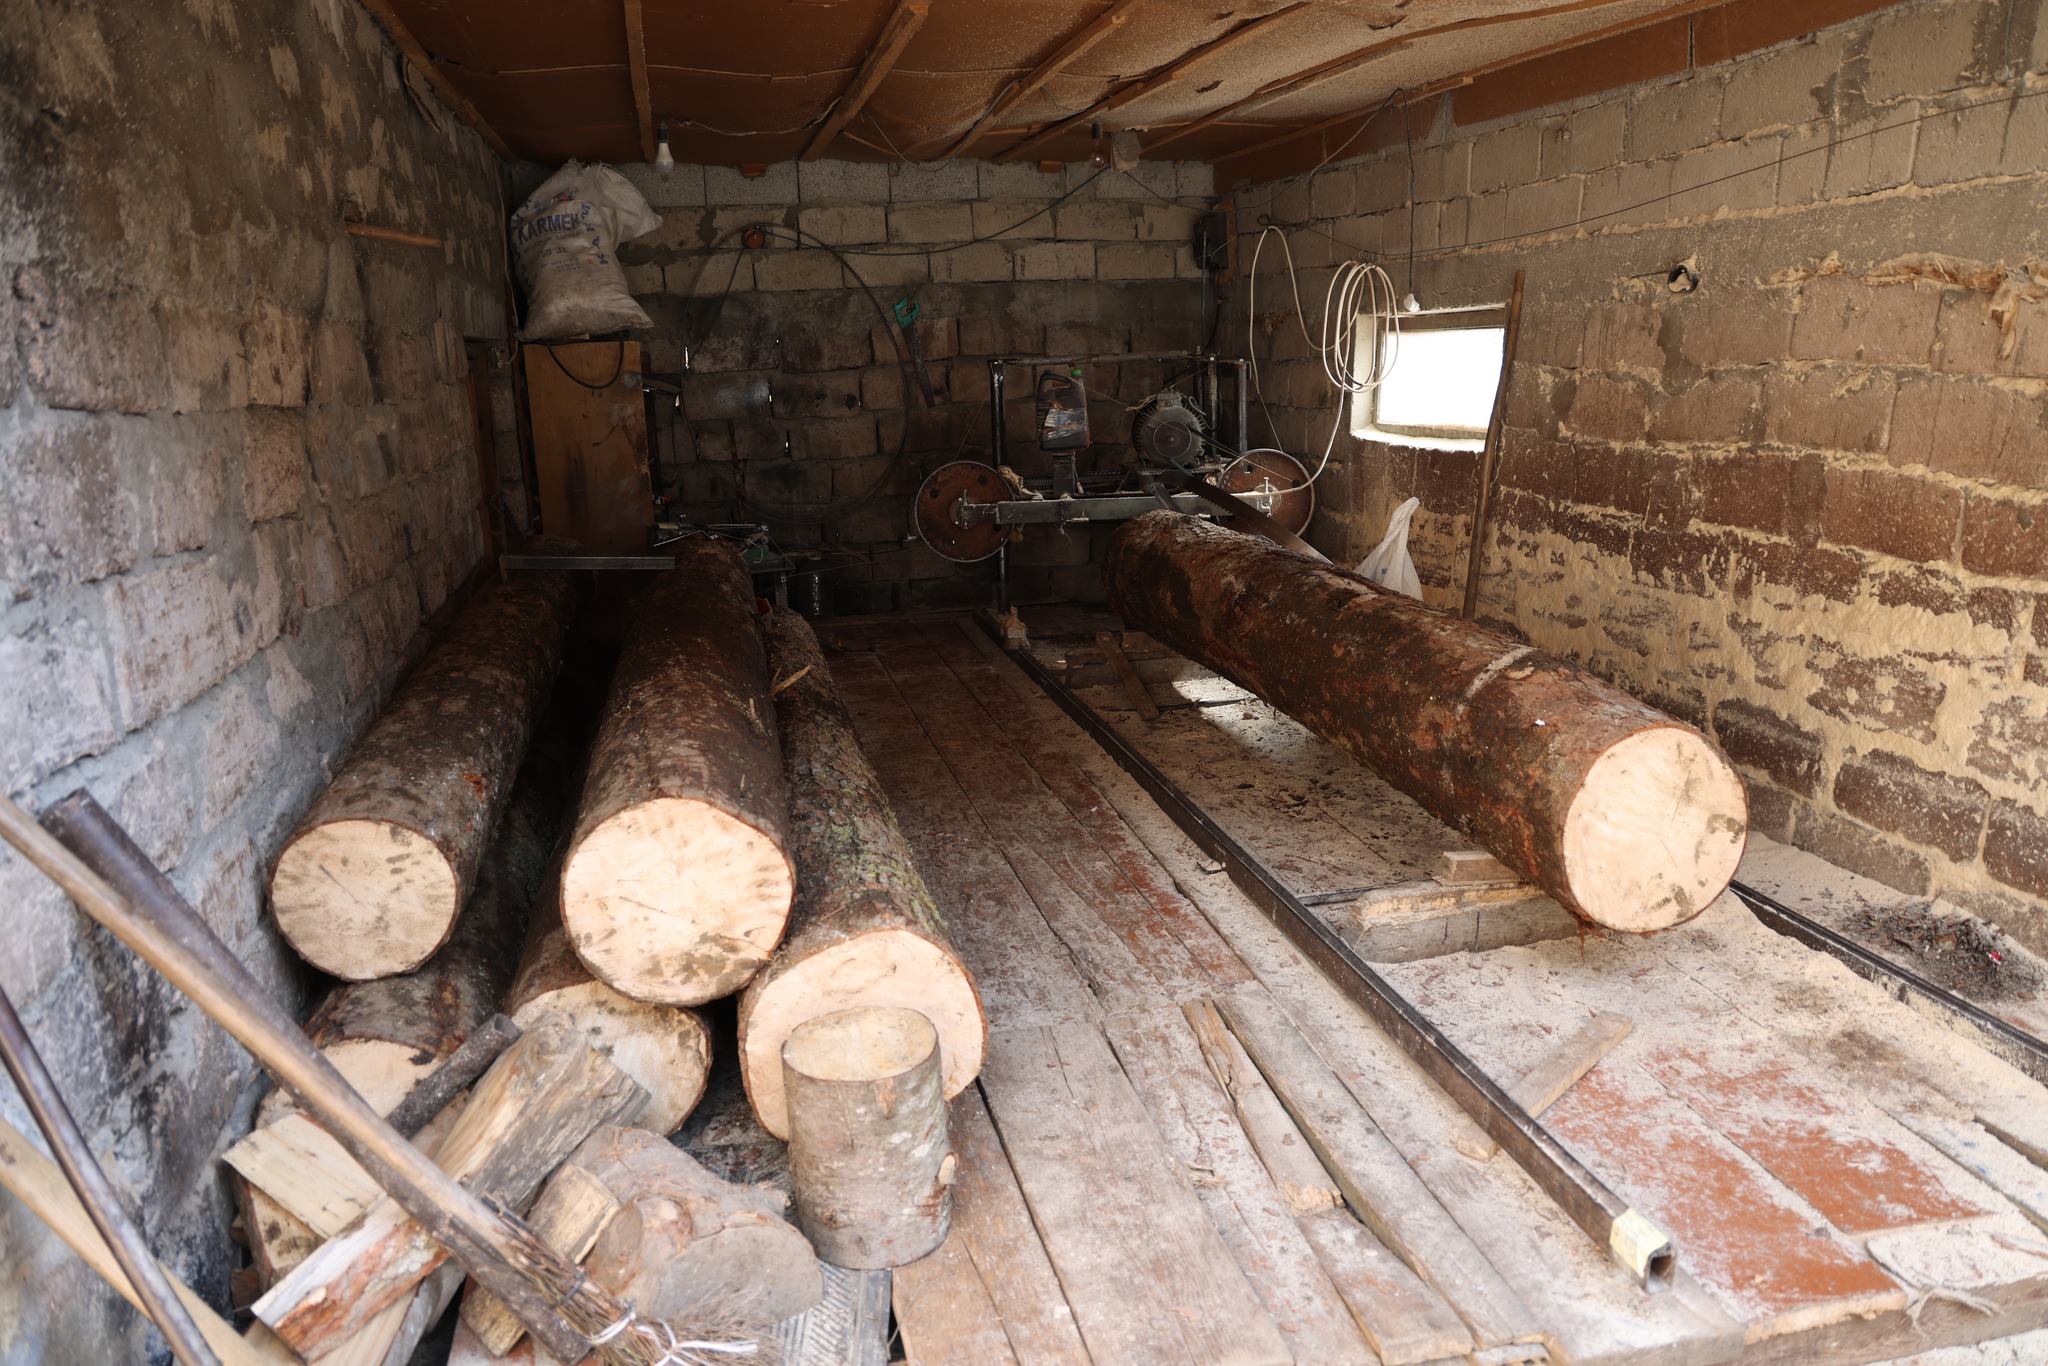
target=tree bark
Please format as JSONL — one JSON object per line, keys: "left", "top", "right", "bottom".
{"left": 738, "top": 608, "right": 985, "bottom": 1139}
{"left": 1103, "top": 512, "right": 1747, "bottom": 933}
{"left": 573, "top": 1125, "right": 824, "bottom": 1326}
{"left": 505, "top": 864, "right": 711, "bottom": 1136}
{"left": 270, "top": 568, "right": 589, "bottom": 979}
{"left": 782, "top": 1006, "right": 954, "bottom": 1269}
{"left": 560, "top": 539, "right": 794, "bottom": 1005}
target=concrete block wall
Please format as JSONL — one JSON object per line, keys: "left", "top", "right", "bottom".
{"left": 612, "top": 158, "right": 1214, "bottom": 610}
{"left": 1233, "top": 0, "right": 2048, "bottom": 948}
{"left": 0, "top": 0, "right": 505, "bottom": 1357}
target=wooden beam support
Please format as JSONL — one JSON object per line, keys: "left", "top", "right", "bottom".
{"left": 943, "top": 0, "right": 1139, "bottom": 159}
{"left": 353, "top": 0, "right": 512, "bottom": 158}
{"left": 803, "top": 0, "right": 931, "bottom": 161}
{"left": 623, "top": 0, "right": 655, "bottom": 162}
{"left": 994, "top": 3, "right": 1309, "bottom": 164}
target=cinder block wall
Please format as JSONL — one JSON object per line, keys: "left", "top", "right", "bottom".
{"left": 614, "top": 158, "right": 1214, "bottom": 609}
{"left": 1232, "top": 0, "right": 2048, "bottom": 948}
{"left": 0, "top": 0, "right": 505, "bottom": 1357}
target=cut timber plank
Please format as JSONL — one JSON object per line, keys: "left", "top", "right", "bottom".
{"left": 1638, "top": 1043, "right": 1990, "bottom": 1235}
{"left": 831, "top": 646, "right": 1103, "bottom": 1029}
{"left": 1542, "top": 1061, "right": 1904, "bottom": 1341}
{"left": 955, "top": 616, "right": 1741, "bottom": 1366}
{"left": 1295, "top": 1207, "right": 1473, "bottom": 1365}
{"left": 1339, "top": 882, "right": 1579, "bottom": 963}
{"left": 1098, "top": 631, "right": 1161, "bottom": 720}
{"left": 225, "top": 1113, "right": 383, "bottom": 1236}
{"left": 891, "top": 1085, "right": 1085, "bottom": 1366}
{"left": 1510, "top": 1012, "right": 1632, "bottom": 1117}
{"left": 1104, "top": 1006, "right": 1374, "bottom": 1364}
{"left": 981, "top": 1022, "right": 1290, "bottom": 1365}
{"left": 1891, "top": 1112, "right": 2048, "bottom": 1236}
{"left": 523, "top": 339, "right": 654, "bottom": 555}
{"left": 1184, "top": 1000, "right": 1342, "bottom": 1215}
{"left": 1217, "top": 990, "right": 1542, "bottom": 1356}
{"left": 1435, "top": 850, "right": 1519, "bottom": 885}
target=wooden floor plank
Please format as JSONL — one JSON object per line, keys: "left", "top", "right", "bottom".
{"left": 892, "top": 1232, "right": 1018, "bottom": 1366}
{"left": 1101, "top": 1007, "right": 1376, "bottom": 1365}
{"left": 954, "top": 626, "right": 1743, "bottom": 1366}
{"left": 1218, "top": 989, "right": 1544, "bottom": 1356}
{"left": 1295, "top": 1206, "right": 1474, "bottom": 1365}
{"left": 830, "top": 646, "right": 1103, "bottom": 1028}
{"left": 1890, "top": 1111, "right": 2048, "bottom": 1238}
{"left": 932, "top": 624, "right": 1256, "bottom": 991}
{"left": 981, "top": 1022, "right": 1290, "bottom": 1366}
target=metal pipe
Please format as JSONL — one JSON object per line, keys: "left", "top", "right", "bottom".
{"left": 988, "top": 627, "right": 1676, "bottom": 1290}
{"left": 1231, "top": 359, "right": 1250, "bottom": 459}
{"left": 988, "top": 360, "right": 1007, "bottom": 463}
{"left": 0, "top": 986, "right": 220, "bottom": 1366}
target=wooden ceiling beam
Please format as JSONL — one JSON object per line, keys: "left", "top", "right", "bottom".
{"left": 993, "top": 2, "right": 1311, "bottom": 164}
{"left": 354, "top": 0, "right": 512, "bottom": 158}
{"left": 624, "top": 0, "right": 655, "bottom": 161}
{"left": 803, "top": 0, "right": 932, "bottom": 161}
{"left": 1150, "top": 0, "right": 1650, "bottom": 154}
{"left": 942, "top": 0, "right": 1141, "bottom": 159}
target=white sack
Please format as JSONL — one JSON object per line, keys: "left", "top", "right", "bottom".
{"left": 511, "top": 160, "right": 661, "bottom": 340}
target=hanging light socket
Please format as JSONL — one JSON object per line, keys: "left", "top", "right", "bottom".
{"left": 654, "top": 120, "right": 675, "bottom": 177}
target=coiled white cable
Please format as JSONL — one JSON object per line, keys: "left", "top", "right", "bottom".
{"left": 1247, "top": 226, "right": 1402, "bottom": 485}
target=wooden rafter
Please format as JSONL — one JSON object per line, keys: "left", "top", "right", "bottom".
{"left": 1150, "top": 0, "right": 1665, "bottom": 154}
{"left": 803, "top": 0, "right": 932, "bottom": 161}
{"left": 993, "top": 2, "right": 1309, "bottom": 164}
{"left": 354, "top": 0, "right": 512, "bottom": 158}
{"left": 623, "top": 0, "right": 655, "bottom": 161}
{"left": 942, "top": 0, "right": 1141, "bottom": 159}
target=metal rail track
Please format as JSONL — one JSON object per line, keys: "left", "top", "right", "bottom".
{"left": 990, "top": 627, "right": 1678, "bottom": 1291}
{"left": 1726, "top": 878, "right": 2048, "bottom": 1088}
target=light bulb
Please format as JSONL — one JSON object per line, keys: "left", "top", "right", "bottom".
{"left": 1401, "top": 292, "right": 1421, "bottom": 314}
{"left": 654, "top": 121, "right": 675, "bottom": 177}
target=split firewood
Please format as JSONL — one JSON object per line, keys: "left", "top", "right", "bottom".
{"left": 1105, "top": 512, "right": 1748, "bottom": 933}
{"left": 458, "top": 1162, "right": 622, "bottom": 1356}
{"left": 783, "top": 1006, "right": 955, "bottom": 1269}
{"left": 270, "top": 565, "right": 589, "bottom": 980}
{"left": 738, "top": 608, "right": 985, "bottom": 1139}
{"left": 505, "top": 864, "right": 710, "bottom": 1136}
{"left": 560, "top": 539, "right": 795, "bottom": 1006}
{"left": 252, "top": 1020, "right": 647, "bottom": 1359}
{"left": 574, "top": 1125, "right": 822, "bottom": 1327}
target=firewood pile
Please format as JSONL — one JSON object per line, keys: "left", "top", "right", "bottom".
{"left": 0, "top": 536, "right": 986, "bottom": 1366}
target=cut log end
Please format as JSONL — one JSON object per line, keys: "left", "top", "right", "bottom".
{"left": 510, "top": 984, "right": 710, "bottom": 1135}
{"left": 270, "top": 820, "right": 457, "bottom": 980}
{"left": 742, "top": 930, "right": 983, "bottom": 1140}
{"left": 1562, "top": 726, "right": 1748, "bottom": 933}
{"left": 562, "top": 797, "right": 793, "bottom": 1006}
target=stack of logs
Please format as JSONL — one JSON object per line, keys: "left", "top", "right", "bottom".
{"left": 229, "top": 538, "right": 986, "bottom": 1363}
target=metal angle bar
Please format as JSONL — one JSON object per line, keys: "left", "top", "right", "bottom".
{"left": 499, "top": 554, "right": 676, "bottom": 572}
{"left": 991, "top": 625, "right": 1676, "bottom": 1290}
{"left": 1727, "top": 879, "right": 2048, "bottom": 1087}
{"left": 962, "top": 492, "right": 1273, "bottom": 526}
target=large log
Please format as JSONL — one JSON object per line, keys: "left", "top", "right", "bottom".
{"left": 1103, "top": 512, "right": 1746, "bottom": 932}
{"left": 783, "top": 1006, "right": 955, "bottom": 1269}
{"left": 560, "top": 540, "right": 795, "bottom": 1006}
{"left": 738, "top": 608, "right": 985, "bottom": 1139}
{"left": 504, "top": 867, "right": 711, "bottom": 1136}
{"left": 270, "top": 569, "right": 589, "bottom": 979}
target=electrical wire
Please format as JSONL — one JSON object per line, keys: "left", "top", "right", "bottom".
{"left": 538, "top": 339, "right": 628, "bottom": 390}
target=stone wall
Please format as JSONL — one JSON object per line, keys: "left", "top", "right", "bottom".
{"left": 613, "top": 157, "right": 1214, "bottom": 609}
{"left": 1232, "top": 0, "right": 2048, "bottom": 948}
{"left": 0, "top": 0, "right": 505, "bottom": 1357}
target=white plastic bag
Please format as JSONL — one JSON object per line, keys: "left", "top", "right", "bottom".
{"left": 511, "top": 160, "right": 662, "bottom": 340}
{"left": 1355, "top": 496, "right": 1423, "bottom": 599}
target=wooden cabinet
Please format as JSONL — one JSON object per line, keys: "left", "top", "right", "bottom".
{"left": 522, "top": 339, "right": 653, "bottom": 554}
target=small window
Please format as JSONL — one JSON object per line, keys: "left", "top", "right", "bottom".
{"left": 1351, "top": 307, "right": 1507, "bottom": 449}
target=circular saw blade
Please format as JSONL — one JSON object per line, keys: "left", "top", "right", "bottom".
{"left": 1219, "top": 449, "right": 1315, "bottom": 536}
{"left": 914, "top": 461, "right": 1009, "bottom": 562}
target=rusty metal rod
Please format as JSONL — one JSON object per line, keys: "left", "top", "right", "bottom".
{"left": 0, "top": 983, "right": 220, "bottom": 1366}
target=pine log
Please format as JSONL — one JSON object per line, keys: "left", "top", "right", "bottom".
{"left": 252, "top": 1020, "right": 647, "bottom": 1359}
{"left": 560, "top": 540, "right": 794, "bottom": 1005}
{"left": 574, "top": 1125, "right": 824, "bottom": 1326}
{"left": 504, "top": 867, "right": 711, "bottom": 1136}
{"left": 270, "top": 568, "right": 589, "bottom": 980}
{"left": 782, "top": 1006, "right": 955, "bottom": 1269}
{"left": 1103, "top": 512, "right": 1748, "bottom": 933}
{"left": 738, "top": 609, "right": 985, "bottom": 1139}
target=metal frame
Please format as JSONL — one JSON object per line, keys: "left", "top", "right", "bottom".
{"left": 988, "top": 351, "right": 1250, "bottom": 466}
{"left": 1727, "top": 879, "right": 2048, "bottom": 1087}
{"left": 988, "top": 621, "right": 1677, "bottom": 1290}
{"left": 957, "top": 489, "right": 1274, "bottom": 527}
